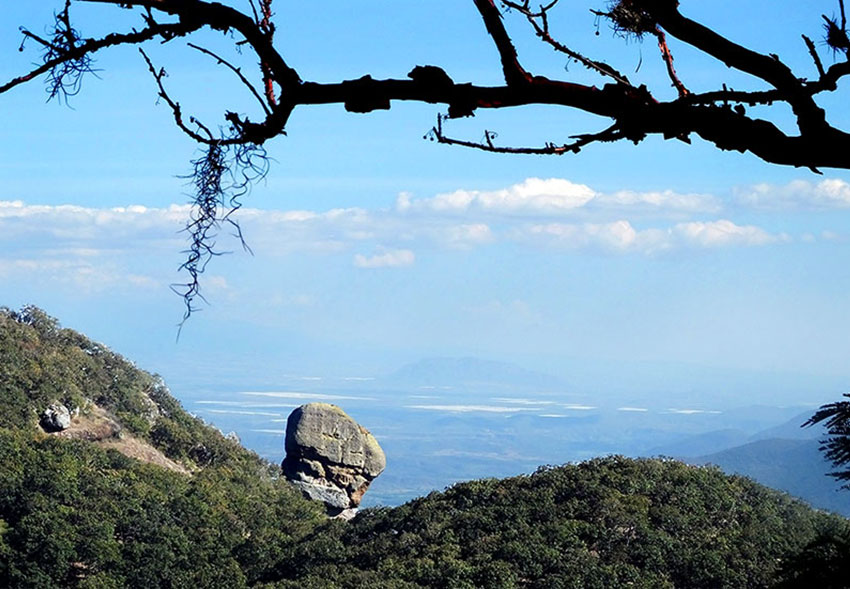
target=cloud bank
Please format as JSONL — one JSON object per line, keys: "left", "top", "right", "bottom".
{"left": 4, "top": 176, "right": 833, "bottom": 290}
{"left": 736, "top": 178, "right": 850, "bottom": 210}
{"left": 354, "top": 248, "right": 416, "bottom": 268}
{"left": 396, "top": 178, "right": 720, "bottom": 216}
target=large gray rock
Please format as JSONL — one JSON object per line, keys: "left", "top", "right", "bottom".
{"left": 40, "top": 403, "right": 72, "bottom": 432}
{"left": 283, "top": 403, "right": 385, "bottom": 518}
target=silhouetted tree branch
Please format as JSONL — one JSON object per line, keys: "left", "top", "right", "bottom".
{"left": 5, "top": 0, "right": 850, "bottom": 318}
{"left": 6, "top": 0, "right": 848, "bottom": 166}
{"left": 805, "top": 394, "right": 850, "bottom": 488}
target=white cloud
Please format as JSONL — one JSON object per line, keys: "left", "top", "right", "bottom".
{"left": 396, "top": 178, "right": 719, "bottom": 216}
{"left": 736, "top": 178, "right": 850, "bottom": 210}
{"left": 524, "top": 221, "right": 664, "bottom": 252}
{"left": 240, "top": 391, "right": 377, "bottom": 401}
{"left": 523, "top": 219, "right": 784, "bottom": 253}
{"left": 673, "top": 220, "right": 784, "bottom": 247}
{"left": 666, "top": 409, "right": 722, "bottom": 415}
{"left": 203, "top": 275, "right": 230, "bottom": 291}
{"left": 406, "top": 404, "right": 539, "bottom": 413}
{"left": 439, "top": 223, "right": 494, "bottom": 248}
{"left": 491, "top": 398, "right": 557, "bottom": 405}
{"left": 602, "top": 189, "right": 721, "bottom": 213}
{"left": 0, "top": 179, "right": 793, "bottom": 278}
{"left": 353, "top": 248, "right": 415, "bottom": 268}
{"left": 0, "top": 258, "right": 161, "bottom": 292}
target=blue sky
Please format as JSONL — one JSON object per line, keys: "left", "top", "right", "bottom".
{"left": 1, "top": 1, "right": 849, "bottom": 406}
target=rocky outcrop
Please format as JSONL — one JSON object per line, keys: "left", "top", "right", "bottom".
{"left": 282, "top": 403, "right": 385, "bottom": 519}
{"left": 50, "top": 403, "right": 189, "bottom": 475}
{"left": 40, "top": 403, "right": 72, "bottom": 432}
{"left": 55, "top": 404, "right": 122, "bottom": 442}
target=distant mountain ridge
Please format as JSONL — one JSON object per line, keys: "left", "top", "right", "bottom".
{"left": 645, "top": 409, "right": 848, "bottom": 516}
{"left": 647, "top": 410, "right": 826, "bottom": 458}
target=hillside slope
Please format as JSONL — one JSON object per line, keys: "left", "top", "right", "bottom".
{"left": 0, "top": 306, "right": 326, "bottom": 587}
{"left": 1, "top": 307, "right": 848, "bottom": 588}
{"left": 277, "top": 456, "right": 849, "bottom": 589}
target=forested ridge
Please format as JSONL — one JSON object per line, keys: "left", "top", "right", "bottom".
{"left": 1, "top": 307, "right": 848, "bottom": 588}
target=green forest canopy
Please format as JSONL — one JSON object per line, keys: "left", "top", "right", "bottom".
{"left": 1, "top": 306, "right": 849, "bottom": 588}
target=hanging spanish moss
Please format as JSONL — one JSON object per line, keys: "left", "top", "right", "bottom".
{"left": 174, "top": 140, "right": 269, "bottom": 334}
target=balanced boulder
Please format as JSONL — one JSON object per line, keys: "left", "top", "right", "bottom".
{"left": 282, "top": 403, "right": 385, "bottom": 518}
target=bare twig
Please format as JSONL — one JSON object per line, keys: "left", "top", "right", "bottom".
{"left": 139, "top": 48, "right": 217, "bottom": 144}
{"left": 803, "top": 35, "right": 826, "bottom": 78}
{"left": 501, "top": 0, "right": 633, "bottom": 85}
{"left": 187, "top": 42, "right": 271, "bottom": 115}
{"left": 257, "top": 0, "right": 277, "bottom": 106}
{"left": 653, "top": 28, "right": 689, "bottom": 97}
{"left": 430, "top": 113, "right": 622, "bottom": 155}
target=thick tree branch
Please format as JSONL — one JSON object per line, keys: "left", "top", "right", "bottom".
{"left": 80, "top": 0, "right": 301, "bottom": 91}
{"left": 646, "top": 1, "right": 828, "bottom": 132}
{"left": 473, "top": 0, "right": 533, "bottom": 85}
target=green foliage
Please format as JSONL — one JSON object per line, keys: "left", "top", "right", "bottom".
{"left": 774, "top": 524, "right": 850, "bottom": 588}
{"left": 0, "top": 307, "right": 325, "bottom": 587}
{"left": 276, "top": 457, "right": 849, "bottom": 589}
{"left": 0, "top": 421, "right": 324, "bottom": 587}
{"left": 1, "top": 306, "right": 848, "bottom": 588}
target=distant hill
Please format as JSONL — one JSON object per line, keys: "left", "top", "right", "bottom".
{"left": 748, "top": 410, "right": 826, "bottom": 441}
{"left": 694, "top": 438, "right": 850, "bottom": 517}
{"left": 383, "top": 356, "right": 565, "bottom": 392}
{"left": 647, "top": 410, "right": 847, "bottom": 517}
{"left": 645, "top": 410, "right": 826, "bottom": 459}
{"left": 647, "top": 428, "right": 752, "bottom": 458}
